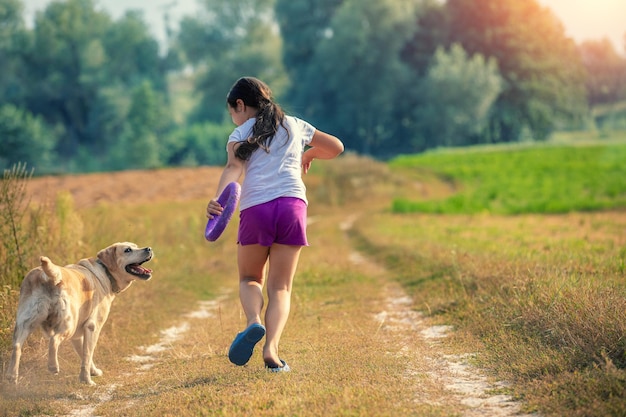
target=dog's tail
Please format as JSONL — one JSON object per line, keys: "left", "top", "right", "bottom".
{"left": 40, "top": 256, "right": 62, "bottom": 285}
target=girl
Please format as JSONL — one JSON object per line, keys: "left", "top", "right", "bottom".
{"left": 207, "top": 77, "right": 344, "bottom": 372}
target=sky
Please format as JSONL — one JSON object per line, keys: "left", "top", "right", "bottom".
{"left": 21, "top": 0, "right": 626, "bottom": 52}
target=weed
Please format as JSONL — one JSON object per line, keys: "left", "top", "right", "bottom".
{"left": 0, "top": 163, "right": 34, "bottom": 354}
{"left": 0, "top": 163, "right": 34, "bottom": 287}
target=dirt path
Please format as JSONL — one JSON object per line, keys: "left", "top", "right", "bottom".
{"left": 80, "top": 217, "right": 528, "bottom": 416}
{"left": 58, "top": 284, "right": 529, "bottom": 416}
{"left": 340, "top": 216, "right": 532, "bottom": 417}
{"left": 60, "top": 294, "right": 231, "bottom": 417}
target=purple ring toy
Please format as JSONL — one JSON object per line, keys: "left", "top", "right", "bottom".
{"left": 205, "top": 182, "right": 241, "bottom": 242}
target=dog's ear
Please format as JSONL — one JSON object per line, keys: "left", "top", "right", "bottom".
{"left": 97, "top": 244, "right": 120, "bottom": 272}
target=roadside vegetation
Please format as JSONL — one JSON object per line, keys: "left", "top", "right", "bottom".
{"left": 1, "top": 137, "right": 625, "bottom": 416}
{"left": 356, "top": 133, "right": 626, "bottom": 416}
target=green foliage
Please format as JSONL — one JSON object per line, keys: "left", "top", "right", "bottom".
{"left": 176, "top": 0, "right": 288, "bottom": 123}
{"left": 412, "top": 43, "right": 502, "bottom": 150}
{"left": 390, "top": 141, "right": 626, "bottom": 214}
{"left": 580, "top": 39, "right": 626, "bottom": 107}
{"left": 103, "top": 10, "right": 170, "bottom": 91}
{"left": 163, "top": 122, "right": 232, "bottom": 166}
{"left": 0, "top": 0, "right": 23, "bottom": 46}
{"left": 0, "top": 0, "right": 172, "bottom": 172}
{"left": 2, "top": 0, "right": 626, "bottom": 168}
{"left": 0, "top": 104, "right": 57, "bottom": 172}
{"left": 25, "top": 0, "right": 112, "bottom": 154}
{"left": 279, "top": 0, "right": 420, "bottom": 155}
{"left": 593, "top": 101, "right": 626, "bottom": 131}
{"left": 109, "top": 81, "right": 166, "bottom": 170}
{"left": 400, "top": 0, "right": 449, "bottom": 77}
{"left": 0, "top": 0, "right": 27, "bottom": 104}
{"left": 275, "top": 0, "right": 343, "bottom": 82}
{"left": 445, "top": 0, "right": 588, "bottom": 141}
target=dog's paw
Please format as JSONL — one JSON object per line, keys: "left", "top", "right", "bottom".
{"left": 48, "top": 365, "right": 60, "bottom": 375}
{"left": 90, "top": 367, "right": 103, "bottom": 377}
{"left": 79, "top": 369, "right": 97, "bottom": 385}
{"left": 79, "top": 376, "right": 97, "bottom": 386}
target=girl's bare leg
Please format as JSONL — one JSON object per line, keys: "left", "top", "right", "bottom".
{"left": 237, "top": 244, "right": 270, "bottom": 326}
{"left": 262, "top": 243, "right": 302, "bottom": 366}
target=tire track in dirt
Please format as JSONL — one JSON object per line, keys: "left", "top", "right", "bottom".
{"left": 341, "top": 215, "right": 535, "bottom": 417}
{"left": 60, "top": 293, "right": 230, "bottom": 417}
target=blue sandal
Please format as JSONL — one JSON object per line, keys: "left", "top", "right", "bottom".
{"left": 228, "top": 323, "right": 266, "bottom": 366}
{"left": 265, "top": 359, "right": 291, "bottom": 373}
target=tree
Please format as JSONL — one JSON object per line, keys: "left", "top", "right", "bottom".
{"left": 22, "top": 0, "right": 111, "bottom": 155}
{"left": 0, "top": 104, "right": 57, "bottom": 172}
{"left": 0, "top": 0, "right": 28, "bottom": 107}
{"left": 278, "top": 0, "right": 420, "bottom": 155}
{"left": 11, "top": 0, "right": 172, "bottom": 169}
{"left": 579, "top": 39, "right": 626, "bottom": 106}
{"left": 176, "top": 0, "right": 287, "bottom": 123}
{"left": 274, "top": 0, "right": 343, "bottom": 91}
{"left": 414, "top": 44, "right": 502, "bottom": 150}
{"left": 400, "top": 0, "right": 450, "bottom": 78}
{"left": 109, "top": 81, "right": 163, "bottom": 170}
{"left": 445, "top": 0, "right": 587, "bottom": 141}
{"left": 102, "top": 10, "right": 169, "bottom": 92}
{"left": 163, "top": 122, "right": 232, "bottom": 167}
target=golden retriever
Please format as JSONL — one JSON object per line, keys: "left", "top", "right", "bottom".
{"left": 7, "top": 242, "right": 153, "bottom": 385}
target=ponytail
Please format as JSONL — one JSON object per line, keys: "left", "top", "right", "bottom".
{"left": 227, "top": 77, "right": 288, "bottom": 161}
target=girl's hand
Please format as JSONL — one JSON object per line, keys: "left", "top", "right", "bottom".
{"left": 206, "top": 199, "right": 224, "bottom": 219}
{"left": 302, "top": 130, "right": 344, "bottom": 175}
{"left": 302, "top": 156, "right": 313, "bottom": 174}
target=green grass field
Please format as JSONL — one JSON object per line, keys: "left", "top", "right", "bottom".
{"left": 390, "top": 139, "right": 626, "bottom": 214}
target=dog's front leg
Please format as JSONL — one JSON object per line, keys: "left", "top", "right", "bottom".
{"left": 72, "top": 336, "right": 102, "bottom": 377}
{"left": 47, "top": 335, "right": 63, "bottom": 374}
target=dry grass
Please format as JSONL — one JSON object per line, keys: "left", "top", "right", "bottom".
{"left": 352, "top": 210, "right": 626, "bottom": 416}
{"left": 1, "top": 157, "right": 461, "bottom": 416}
{"left": 1, "top": 155, "right": 624, "bottom": 416}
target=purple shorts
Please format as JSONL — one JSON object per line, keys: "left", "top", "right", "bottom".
{"left": 238, "top": 197, "right": 309, "bottom": 247}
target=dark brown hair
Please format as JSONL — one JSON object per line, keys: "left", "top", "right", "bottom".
{"left": 227, "top": 77, "right": 287, "bottom": 160}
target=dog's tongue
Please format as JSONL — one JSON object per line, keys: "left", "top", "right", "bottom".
{"left": 130, "top": 264, "right": 152, "bottom": 274}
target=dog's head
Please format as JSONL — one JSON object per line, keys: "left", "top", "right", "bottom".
{"left": 97, "top": 242, "right": 154, "bottom": 285}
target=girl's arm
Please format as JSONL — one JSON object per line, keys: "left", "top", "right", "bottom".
{"left": 207, "top": 141, "right": 244, "bottom": 219}
{"left": 302, "top": 130, "right": 344, "bottom": 174}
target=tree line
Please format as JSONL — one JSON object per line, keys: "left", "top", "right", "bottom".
{"left": 1, "top": 0, "right": 625, "bottom": 173}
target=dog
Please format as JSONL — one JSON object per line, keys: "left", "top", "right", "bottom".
{"left": 7, "top": 242, "right": 153, "bottom": 385}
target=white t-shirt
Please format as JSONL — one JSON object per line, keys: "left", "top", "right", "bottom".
{"left": 228, "top": 115, "right": 316, "bottom": 210}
